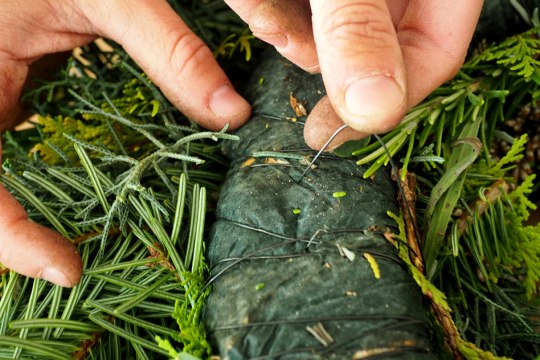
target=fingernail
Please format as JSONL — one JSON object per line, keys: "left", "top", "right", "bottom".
{"left": 345, "top": 75, "right": 405, "bottom": 128}
{"left": 209, "top": 84, "right": 249, "bottom": 118}
{"left": 252, "top": 32, "right": 288, "bottom": 49}
{"left": 42, "top": 267, "right": 74, "bottom": 288}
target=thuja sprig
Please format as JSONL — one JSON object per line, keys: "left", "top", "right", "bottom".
{"left": 352, "top": 28, "right": 540, "bottom": 272}
{"left": 386, "top": 211, "right": 512, "bottom": 360}
{"left": 354, "top": 27, "right": 540, "bottom": 358}
{"left": 437, "top": 175, "right": 540, "bottom": 356}
{"left": 354, "top": 28, "right": 540, "bottom": 179}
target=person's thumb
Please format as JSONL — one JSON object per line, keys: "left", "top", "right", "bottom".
{"left": 0, "top": 183, "right": 82, "bottom": 287}
{"left": 75, "top": 0, "right": 251, "bottom": 130}
{"left": 310, "top": 0, "right": 407, "bottom": 134}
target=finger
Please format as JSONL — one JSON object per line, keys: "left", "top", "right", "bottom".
{"left": 385, "top": 0, "right": 408, "bottom": 27}
{"left": 0, "top": 145, "right": 82, "bottom": 287}
{"left": 226, "top": 0, "right": 319, "bottom": 72}
{"left": 304, "top": 96, "right": 366, "bottom": 150}
{"left": 0, "top": 54, "right": 78, "bottom": 131}
{"left": 223, "top": 0, "right": 263, "bottom": 22}
{"left": 310, "top": 0, "right": 408, "bottom": 134}
{"left": 76, "top": 0, "right": 251, "bottom": 130}
{"left": 396, "top": 0, "right": 483, "bottom": 106}
{"left": 0, "top": 60, "right": 28, "bottom": 130}
{"left": 0, "top": 1, "right": 96, "bottom": 130}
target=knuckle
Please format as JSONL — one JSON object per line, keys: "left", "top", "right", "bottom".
{"left": 323, "top": 3, "right": 395, "bottom": 45}
{"left": 168, "top": 31, "right": 212, "bottom": 77}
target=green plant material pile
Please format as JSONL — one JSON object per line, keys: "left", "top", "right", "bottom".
{"left": 1, "top": 49, "right": 234, "bottom": 359}
{"left": 1, "top": 1, "right": 540, "bottom": 359}
{"left": 346, "top": 27, "right": 540, "bottom": 358}
{"left": 0, "top": 1, "right": 258, "bottom": 358}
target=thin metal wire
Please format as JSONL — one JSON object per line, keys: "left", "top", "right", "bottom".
{"left": 206, "top": 127, "right": 431, "bottom": 360}
{"left": 218, "top": 218, "right": 403, "bottom": 261}
{"left": 298, "top": 124, "right": 350, "bottom": 182}
{"left": 244, "top": 319, "right": 428, "bottom": 359}
{"left": 203, "top": 218, "right": 404, "bottom": 291}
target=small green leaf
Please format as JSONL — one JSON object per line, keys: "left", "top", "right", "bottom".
{"left": 255, "top": 283, "right": 266, "bottom": 291}
{"left": 466, "top": 90, "right": 484, "bottom": 106}
{"left": 151, "top": 100, "right": 160, "bottom": 117}
{"left": 333, "top": 191, "right": 347, "bottom": 198}
{"left": 155, "top": 336, "right": 179, "bottom": 358}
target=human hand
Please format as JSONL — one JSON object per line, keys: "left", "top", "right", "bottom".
{"left": 0, "top": 0, "right": 251, "bottom": 287}
{"left": 224, "top": 0, "right": 484, "bottom": 149}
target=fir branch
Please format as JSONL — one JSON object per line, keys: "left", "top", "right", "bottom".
{"left": 0, "top": 20, "right": 234, "bottom": 357}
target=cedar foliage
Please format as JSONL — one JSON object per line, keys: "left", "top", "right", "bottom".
{"left": 367, "top": 29, "right": 540, "bottom": 358}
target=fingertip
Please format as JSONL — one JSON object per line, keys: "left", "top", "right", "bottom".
{"left": 304, "top": 63, "right": 321, "bottom": 74}
{"left": 0, "top": 185, "right": 82, "bottom": 287}
{"left": 251, "top": 30, "right": 320, "bottom": 73}
{"left": 304, "top": 97, "right": 367, "bottom": 151}
{"left": 338, "top": 74, "right": 407, "bottom": 134}
{"left": 1, "top": 223, "right": 82, "bottom": 288}
{"left": 42, "top": 265, "right": 81, "bottom": 288}
{"left": 207, "top": 84, "right": 252, "bottom": 130}
{"left": 34, "top": 225, "right": 83, "bottom": 288}
{"left": 248, "top": 0, "right": 319, "bottom": 72}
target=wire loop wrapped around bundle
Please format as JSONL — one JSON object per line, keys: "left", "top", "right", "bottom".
{"left": 203, "top": 54, "right": 436, "bottom": 359}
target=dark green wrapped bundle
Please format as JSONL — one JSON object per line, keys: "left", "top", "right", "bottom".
{"left": 203, "top": 55, "right": 436, "bottom": 359}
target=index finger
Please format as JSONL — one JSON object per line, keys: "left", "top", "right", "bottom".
{"left": 75, "top": 0, "right": 251, "bottom": 130}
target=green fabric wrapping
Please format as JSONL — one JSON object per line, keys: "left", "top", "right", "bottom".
{"left": 203, "top": 54, "right": 437, "bottom": 359}
{"left": 201, "top": 4, "right": 540, "bottom": 357}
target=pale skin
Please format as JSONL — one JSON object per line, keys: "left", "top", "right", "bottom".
{"left": 0, "top": 0, "right": 483, "bottom": 287}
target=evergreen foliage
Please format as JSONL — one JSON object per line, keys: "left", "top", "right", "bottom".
{"left": 0, "top": 1, "right": 252, "bottom": 357}
{"left": 1, "top": 1, "right": 540, "bottom": 359}
{"left": 0, "top": 51, "right": 233, "bottom": 357}
{"left": 359, "top": 29, "right": 540, "bottom": 358}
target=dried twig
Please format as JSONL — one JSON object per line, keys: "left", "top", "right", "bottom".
{"left": 456, "top": 180, "right": 509, "bottom": 235}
